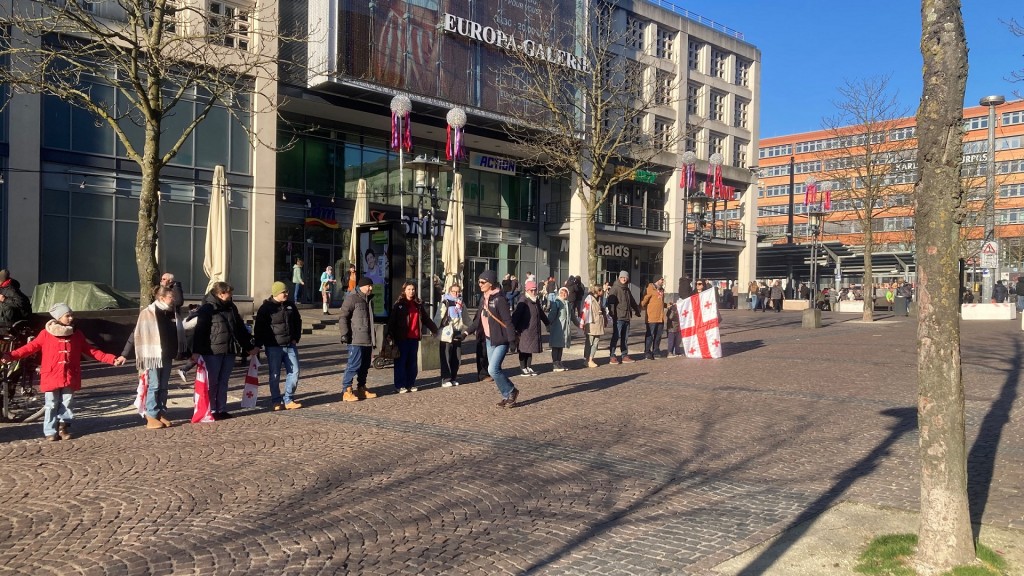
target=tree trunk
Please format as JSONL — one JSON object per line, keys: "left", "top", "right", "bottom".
{"left": 135, "top": 123, "right": 162, "bottom": 308}
{"left": 862, "top": 227, "right": 874, "bottom": 321}
{"left": 915, "top": 1, "right": 974, "bottom": 572}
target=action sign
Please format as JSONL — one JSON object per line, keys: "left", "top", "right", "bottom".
{"left": 980, "top": 241, "right": 999, "bottom": 269}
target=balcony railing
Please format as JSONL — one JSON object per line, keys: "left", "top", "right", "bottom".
{"left": 544, "top": 202, "right": 669, "bottom": 232}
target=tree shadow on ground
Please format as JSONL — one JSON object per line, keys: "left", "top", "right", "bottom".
{"left": 514, "top": 374, "right": 642, "bottom": 407}
{"left": 967, "top": 337, "right": 1020, "bottom": 538}
{"left": 732, "top": 407, "right": 917, "bottom": 575}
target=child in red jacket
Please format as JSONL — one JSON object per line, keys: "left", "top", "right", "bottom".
{"left": 1, "top": 303, "right": 125, "bottom": 441}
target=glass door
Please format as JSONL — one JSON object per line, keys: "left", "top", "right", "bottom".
{"left": 306, "top": 244, "right": 335, "bottom": 305}
{"left": 466, "top": 257, "right": 492, "bottom": 308}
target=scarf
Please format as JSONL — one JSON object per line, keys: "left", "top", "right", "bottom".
{"left": 45, "top": 319, "right": 74, "bottom": 338}
{"left": 134, "top": 303, "right": 164, "bottom": 372}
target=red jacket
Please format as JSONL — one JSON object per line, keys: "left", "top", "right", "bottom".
{"left": 9, "top": 323, "right": 116, "bottom": 392}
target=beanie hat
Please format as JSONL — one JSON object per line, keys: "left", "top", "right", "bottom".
{"left": 49, "top": 302, "right": 72, "bottom": 320}
{"left": 271, "top": 281, "right": 288, "bottom": 295}
{"left": 357, "top": 276, "right": 374, "bottom": 288}
{"left": 619, "top": 270, "right": 630, "bottom": 279}
{"left": 525, "top": 280, "right": 538, "bottom": 291}
{"left": 0, "top": 269, "right": 8, "bottom": 282}
{"left": 478, "top": 270, "right": 498, "bottom": 286}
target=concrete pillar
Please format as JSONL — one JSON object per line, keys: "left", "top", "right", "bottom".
{"left": 248, "top": 0, "right": 279, "bottom": 303}
{"left": 663, "top": 178, "right": 687, "bottom": 299}
{"left": 737, "top": 181, "right": 758, "bottom": 288}
{"left": 6, "top": 28, "right": 42, "bottom": 292}
{"left": 567, "top": 178, "right": 590, "bottom": 285}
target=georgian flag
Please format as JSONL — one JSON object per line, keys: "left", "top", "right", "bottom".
{"left": 240, "top": 355, "right": 261, "bottom": 409}
{"left": 677, "top": 289, "right": 723, "bottom": 359}
{"left": 192, "top": 357, "right": 215, "bottom": 424}
{"left": 133, "top": 372, "right": 148, "bottom": 419}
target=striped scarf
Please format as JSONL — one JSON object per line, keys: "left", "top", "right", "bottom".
{"left": 133, "top": 303, "right": 165, "bottom": 372}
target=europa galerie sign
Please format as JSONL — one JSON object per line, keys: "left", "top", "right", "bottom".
{"left": 442, "top": 13, "right": 588, "bottom": 72}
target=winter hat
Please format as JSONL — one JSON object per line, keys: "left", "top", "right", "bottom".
{"left": 49, "top": 302, "right": 72, "bottom": 319}
{"left": 0, "top": 269, "right": 8, "bottom": 282}
{"left": 357, "top": 276, "right": 374, "bottom": 288}
{"left": 619, "top": 270, "right": 630, "bottom": 279}
{"left": 525, "top": 280, "right": 538, "bottom": 291}
{"left": 271, "top": 281, "right": 288, "bottom": 295}
{"left": 478, "top": 270, "right": 498, "bottom": 286}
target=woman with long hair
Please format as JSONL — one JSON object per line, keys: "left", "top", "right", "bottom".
{"left": 438, "top": 283, "right": 464, "bottom": 388}
{"left": 387, "top": 281, "right": 438, "bottom": 393}
{"left": 320, "top": 266, "right": 336, "bottom": 315}
{"left": 581, "top": 284, "right": 606, "bottom": 368}
{"left": 547, "top": 286, "right": 573, "bottom": 371}
{"left": 511, "top": 279, "right": 548, "bottom": 375}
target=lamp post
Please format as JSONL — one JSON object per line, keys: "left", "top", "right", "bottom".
{"left": 708, "top": 152, "right": 722, "bottom": 237}
{"left": 980, "top": 94, "right": 1005, "bottom": 302}
{"left": 807, "top": 180, "right": 831, "bottom": 300}
{"left": 406, "top": 156, "right": 451, "bottom": 309}
{"left": 390, "top": 95, "right": 412, "bottom": 226}
{"left": 689, "top": 191, "right": 710, "bottom": 284}
{"left": 681, "top": 151, "right": 698, "bottom": 283}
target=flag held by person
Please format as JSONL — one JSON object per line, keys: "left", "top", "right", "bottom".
{"left": 192, "top": 356, "right": 214, "bottom": 423}
{"left": 240, "top": 355, "right": 261, "bottom": 409}
{"left": 677, "top": 289, "right": 723, "bottom": 359}
{"left": 133, "top": 372, "right": 148, "bottom": 419}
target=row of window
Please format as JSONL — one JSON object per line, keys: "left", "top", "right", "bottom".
{"left": 683, "top": 128, "right": 749, "bottom": 168}
{"left": 686, "top": 83, "right": 749, "bottom": 129}
{"left": 687, "top": 40, "right": 751, "bottom": 87}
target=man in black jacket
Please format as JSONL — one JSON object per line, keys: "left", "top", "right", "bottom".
{"left": 338, "top": 277, "right": 379, "bottom": 402}
{"left": 0, "top": 269, "right": 32, "bottom": 329}
{"left": 254, "top": 281, "right": 303, "bottom": 410}
{"left": 605, "top": 270, "right": 641, "bottom": 364}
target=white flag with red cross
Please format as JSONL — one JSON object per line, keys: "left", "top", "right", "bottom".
{"left": 192, "top": 357, "right": 215, "bottom": 424}
{"left": 133, "top": 372, "right": 148, "bottom": 419}
{"left": 240, "top": 355, "right": 261, "bottom": 409}
{"left": 677, "top": 290, "right": 723, "bottom": 359}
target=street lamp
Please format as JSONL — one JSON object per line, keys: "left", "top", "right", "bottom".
{"left": 681, "top": 151, "right": 698, "bottom": 283}
{"left": 689, "top": 190, "right": 710, "bottom": 284}
{"left": 406, "top": 156, "right": 451, "bottom": 308}
{"left": 708, "top": 152, "right": 723, "bottom": 236}
{"left": 980, "top": 94, "right": 1005, "bottom": 302}
{"left": 390, "top": 95, "right": 412, "bottom": 226}
{"left": 807, "top": 180, "right": 831, "bottom": 300}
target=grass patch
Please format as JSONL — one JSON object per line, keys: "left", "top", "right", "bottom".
{"left": 854, "top": 534, "right": 1010, "bottom": 576}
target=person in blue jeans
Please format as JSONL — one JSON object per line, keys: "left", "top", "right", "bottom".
{"left": 254, "top": 281, "right": 303, "bottom": 411}
{"left": 387, "top": 281, "right": 438, "bottom": 393}
{"left": 463, "top": 270, "right": 520, "bottom": 407}
{"left": 605, "top": 270, "right": 641, "bottom": 364}
{"left": 338, "top": 277, "right": 379, "bottom": 402}
{"left": 192, "top": 282, "right": 257, "bottom": 420}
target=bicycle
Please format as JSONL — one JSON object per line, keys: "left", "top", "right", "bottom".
{"left": 0, "top": 320, "right": 42, "bottom": 422}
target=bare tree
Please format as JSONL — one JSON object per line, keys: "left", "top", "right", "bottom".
{"left": 915, "top": 0, "right": 975, "bottom": 572}
{"left": 818, "top": 76, "right": 916, "bottom": 321}
{"left": 0, "top": 0, "right": 289, "bottom": 305}
{"left": 493, "top": 4, "right": 690, "bottom": 283}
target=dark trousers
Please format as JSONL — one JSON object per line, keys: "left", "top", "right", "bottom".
{"left": 772, "top": 298, "right": 783, "bottom": 312}
{"left": 439, "top": 341, "right": 461, "bottom": 381}
{"left": 518, "top": 352, "right": 533, "bottom": 369}
{"left": 666, "top": 328, "right": 681, "bottom": 355}
{"left": 609, "top": 320, "right": 630, "bottom": 357}
{"left": 644, "top": 322, "right": 663, "bottom": 356}
{"left": 476, "top": 337, "right": 489, "bottom": 379}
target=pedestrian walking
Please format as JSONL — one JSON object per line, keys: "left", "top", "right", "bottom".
{"left": 121, "top": 285, "right": 182, "bottom": 429}
{"left": 895, "top": 280, "right": 913, "bottom": 317}
{"left": 463, "top": 270, "right": 520, "bottom": 408}
{"left": 770, "top": 280, "right": 784, "bottom": 313}
{"left": 338, "top": 277, "right": 379, "bottom": 402}
{"left": 641, "top": 276, "right": 666, "bottom": 360}
{"left": 438, "top": 283, "right": 465, "bottom": 387}
{"left": 547, "top": 287, "right": 573, "bottom": 371}
{"left": 192, "top": 282, "right": 257, "bottom": 420}
{"left": 605, "top": 270, "right": 641, "bottom": 364}
{"left": 512, "top": 279, "right": 549, "bottom": 375}
{"left": 581, "top": 284, "right": 606, "bottom": 368}
{"left": 387, "top": 281, "right": 438, "bottom": 393}
{"left": 254, "top": 281, "right": 303, "bottom": 411}
{"left": 292, "top": 258, "right": 305, "bottom": 303}
{"left": 748, "top": 280, "right": 759, "bottom": 311}
{"left": 320, "top": 266, "right": 336, "bottom": 314}
{"left": 1, "top": 303, "right": 125, "bottom": 441}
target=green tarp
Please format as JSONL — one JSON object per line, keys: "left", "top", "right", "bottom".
{"left": 31, "top": 282, "right": 138, "bottom": 313}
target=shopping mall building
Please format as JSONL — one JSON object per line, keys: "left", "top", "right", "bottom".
{"left": 0, "top": 0, "right": 762, "bottom": 306}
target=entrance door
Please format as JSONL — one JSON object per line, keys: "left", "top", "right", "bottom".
{"left": 306, "top": 244, "right": 335, "bottom": 305}
{"left": 467, "top": 257, "right": 492, "bottom": 307}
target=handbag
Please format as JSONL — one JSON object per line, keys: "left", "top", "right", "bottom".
{"left": 379, "top": 336, "right": 400, "bottom": 360}
{"left": 440, "top": 324, "right": 455, "bottom": 343}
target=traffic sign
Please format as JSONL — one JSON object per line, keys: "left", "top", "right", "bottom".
{"left": 980, "top": 241, "right": 999, "bottom": 268}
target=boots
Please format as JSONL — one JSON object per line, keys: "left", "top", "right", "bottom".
{"left": 57, "top": 421, "right": 73, "bottom": 440}
{"left": 157, "top": 412, "right": 173, "bottom": 427}
{"left": 356, "top": 387, "right": 377, "bottom": 399}
{"left": 342, "top": 389, "right": 360, "bottom": 402}
{"left": 145, "top": 415, "right": 164, "bottom": 429}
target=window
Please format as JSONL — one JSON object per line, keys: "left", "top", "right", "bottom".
{"left": 997, "top": 159, "right": 1024, "bottom": 174}
{"left": 1002, "top": 111, "right": 1024, "bottom": 126}
{"left": 655, "top": 71, "right": 674, "bottom": 106}
{"left": 997, "top": 136, "right": 1023, "bottom": 150}
{"left": 758, "top": 144, "right": 792, "bottom": 159}
{"left": 963, "top": 116, "right": 988, "bottom": 131}
{"left": 735, "top": 58, "right": 750, "bottom": 87}
{"left": 686, "top": 83, "right": 701, "bottom": 115}
{"left": 626, "top": 16, "right": 645, "bottom": 50}
{"left": 890, "top": 126, "right": 916, "bottom": 141}
{"left": 688, "top": 40, "right": 703, "bottom": 71}
{"left": 685, "top": 124, "right": 698, "bottom": 153}
{"left": 794, "top": 160, "right": 820, "bottom": 175}
{"left": 209, "top": 2, "right": 250, "bottom": 51}
{"left": 963, "top": 140, "right": 988, "bottom": 154}
{"left": 999, "top": 183, "right": 1024, "bottom": 198}
{"left": 998, "top": 208, "right": 1024, "bottom": 224}
{"left": 656, "top": 28, "right": 675, "bottom": 59}
{"left": 710, "top": 49, "right": 727, "bottom": 79}
{"left": 762, "top": 164, "right": 790, "bottom": 177}
{"left": 733, "top": 139, "right": 748, "bottom": 168}
{"left": 625, "top": 114, "right": 644, "bottom": 145}
{"left": 710, "top": 91, "right": 726, "bottom": 122}
{"left": 708, "top": 132, "right": 724, "bottom": 157}
{"left": 734, "top": 98, "right": 748, "bottom": 129}
{"left": 654, "top": 117, "right": 673, "bottom": 150}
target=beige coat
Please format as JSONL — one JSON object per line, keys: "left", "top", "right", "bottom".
{"left": 583, "top": 295, "right": 605, "bottom": 336}
{"left": 641, "top": 283, "right": 665, "bottom": 323}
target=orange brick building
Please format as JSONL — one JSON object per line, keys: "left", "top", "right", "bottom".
{"left": 754, "top": 98, "right": 1024, "bottom": 287}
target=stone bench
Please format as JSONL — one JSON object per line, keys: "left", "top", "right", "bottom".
{"left": 961, "top": 303, "right": 1018, "bottom": 321}
{"left": 782, "top": 300, "right": 810, "bottom": 311}
{"left": 837, "top": 300, "right": 864, "bottom": 313}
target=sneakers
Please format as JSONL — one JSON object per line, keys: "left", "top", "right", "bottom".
{"left": 587, "top": 360, "right": 599, "bottom": 368}
{"left": 441, "top": 380, "right": 454, "bottom": 388}
{"left": 608, "top": 356, "right": 621, "bottom": 365}
{"left": 621, "top": 356, "right": 636, "bottom": 364}
{"left": 357, "top": 388, "right": 377, "bottom": 399}
{"left": 343, "top": 390, "right": 360, "bottom": 402}
{"left": 284, "top": 401, "right": 302, "bottom": 410}
{"left": 521, "top": 368, "right": 538, "bottom": 377}
{"left": 410, "top": 386, "right": 418, "bottom": 392}
{"left": 178, "top": 368, "right": 188, "bottom": 384}
{"left": 57, "top": 422, "right": 73, "bottom": 440}
{"left": 398, "top": 387, "right": 409, "bottom": 394}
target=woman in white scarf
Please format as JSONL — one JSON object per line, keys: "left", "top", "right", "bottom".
{"left": 121, "top": 285, "right": 180, "bottom": 429}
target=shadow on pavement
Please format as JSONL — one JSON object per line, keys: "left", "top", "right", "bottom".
{"left": 968, "top": 337, "right": 1021, "bottom": 538}
{"left": 732, "top": 407, "right": 917, "bottom": 575}
{"left": 515, "top": 373, "right": 642, "bottom": 407}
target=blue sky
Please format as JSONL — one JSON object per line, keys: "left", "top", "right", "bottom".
{"left": 678, "top": 1, "right": 1023, "bottom": 137}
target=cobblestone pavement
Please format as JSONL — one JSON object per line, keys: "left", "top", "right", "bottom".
{"left": 0, "top": 309, "right": 1021, "bottom": 575}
